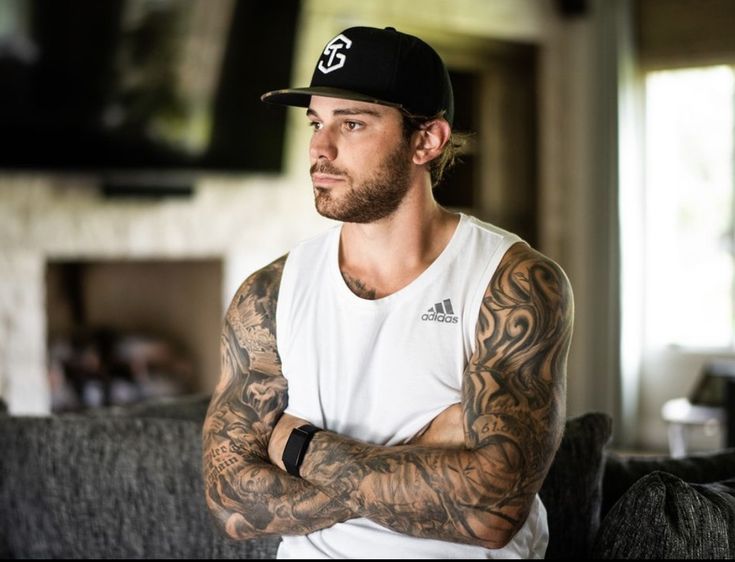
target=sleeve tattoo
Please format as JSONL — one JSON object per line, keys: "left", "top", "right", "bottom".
{"left": 298, "top": 243, "right": 573, "bottom": 548}
{"left": 201, "top": 255, "right": 354, "bottom": 540}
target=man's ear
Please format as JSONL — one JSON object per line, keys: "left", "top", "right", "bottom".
{"left": 412, "top": 119, "right": 451, "bottom": 166}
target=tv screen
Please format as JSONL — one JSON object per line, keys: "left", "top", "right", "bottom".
{"left": 0, "top": 0, "right": 300, "bottom": 174}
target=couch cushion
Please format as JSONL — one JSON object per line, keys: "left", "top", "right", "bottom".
{"left": 0, "top": 416, "right": 279, "bottom": 559}
{"left": 593, "top": 471, "right": 735, "bottom": 558}
{"left": 601, "top": 448, "right": 735, "bottom": 520}
{"left": 540, "top": 412, "right": 612, "bottom": 559}
{"left": 1, "top": 407, "right": 611, "bottom": 559}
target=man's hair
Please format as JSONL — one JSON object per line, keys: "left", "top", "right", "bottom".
{"left": 400, "top": 111, "right": 472, "bottom": 188}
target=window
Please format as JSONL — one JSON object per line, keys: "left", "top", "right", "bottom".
{"left": 644, "top": 65, "right": 735, "bottom": 348}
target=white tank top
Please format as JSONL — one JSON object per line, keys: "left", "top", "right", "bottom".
{"left": 275, "top": 213, "right": 548, "bottom": 559}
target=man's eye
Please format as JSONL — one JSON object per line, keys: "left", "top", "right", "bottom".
{"left": 308, "top": 121, "right": 322, "bottom": 131}
{"left": 344, "top": 121, "right": 362, "bottom": 131}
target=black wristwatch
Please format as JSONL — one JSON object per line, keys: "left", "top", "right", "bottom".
{"left": 282, "top": 424, "right": 322, "bottom": 477}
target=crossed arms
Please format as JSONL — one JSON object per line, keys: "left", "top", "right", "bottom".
{"left": 201, "top": 242, "right": 573, "bottom": 548}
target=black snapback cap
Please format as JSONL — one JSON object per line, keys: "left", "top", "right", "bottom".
{"left": 261, "top": 26, "right": 454, "bottom": 125}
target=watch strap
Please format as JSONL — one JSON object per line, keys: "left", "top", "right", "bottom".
{"left": 282, "top": 424, "right": 322, "bottom": 477}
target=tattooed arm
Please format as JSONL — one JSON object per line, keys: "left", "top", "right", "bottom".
{"left": 201, "top": 256, "right": 354, "bottom": 540}
{"left": 269, "top": 242, "right": 573, "bottom": 548}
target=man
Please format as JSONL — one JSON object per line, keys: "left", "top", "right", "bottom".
{"left": 202, "top": 26, "right": 573, "bottom": 558}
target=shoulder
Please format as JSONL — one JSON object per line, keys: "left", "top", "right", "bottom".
{"left": 461, "top": 216, "right": 526, "bottom": 277}
{"left": 489, "top": 242, "right": 573, "bottom": 312}
{"left": 463, "top": 214, "right": 521, "bottom": 246}
{"left": 226, "top": 254, "right": 288, "bottom": 327}
{"left": 284, "top": 225, "right": 339, "bottom": 272}
{"left": 490, "top": 242, "right": 572, "bottom": 298}
{"left": 233, "top": 254, "right": 287, "bottom": 301}
{"left": 458, "top": 215, "right": 572, "bottom": 307}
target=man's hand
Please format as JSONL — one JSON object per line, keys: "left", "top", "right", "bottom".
{"left": 268, "top": 412, "right": 310, "bottom": 471}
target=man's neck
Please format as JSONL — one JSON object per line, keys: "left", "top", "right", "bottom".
{"left": 338, "top": 192, "right": 460, "bottom": 299}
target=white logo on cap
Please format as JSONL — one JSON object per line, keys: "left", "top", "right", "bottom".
{"left": 318, "top": 34, "right": 352, "bottom": 74}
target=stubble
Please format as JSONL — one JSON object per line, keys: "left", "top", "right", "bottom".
{"left": 311, "top": 139, "right": 413, "bottom": 223}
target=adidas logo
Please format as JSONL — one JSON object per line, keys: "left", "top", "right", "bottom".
{"left": 421, "top": 299, "right": 459, "bottom": 324}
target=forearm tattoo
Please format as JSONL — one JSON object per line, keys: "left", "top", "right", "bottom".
{"left": 202, "top": 256, "right": 353, "bottom": 539}
{"left": 300, "top": 243, "right": 573, "bottom": 548}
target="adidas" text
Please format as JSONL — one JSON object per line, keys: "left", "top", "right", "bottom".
{"left": 421, "top": 298, "right": 459, "bottom": 324}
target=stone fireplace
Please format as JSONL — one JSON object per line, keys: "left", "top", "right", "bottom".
{"left": 0, "top": 174, "right": 328, "bottom": 415}
{"left": 46, "top": 258, "right": 222, "bottom": 411}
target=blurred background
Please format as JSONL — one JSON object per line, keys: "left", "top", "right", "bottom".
{"left": 0, "top": 0, "right": 734, "bottom": 456}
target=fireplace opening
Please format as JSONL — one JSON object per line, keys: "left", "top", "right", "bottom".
{"left": 46, "top": 258, "right": 222, "bottom": 413}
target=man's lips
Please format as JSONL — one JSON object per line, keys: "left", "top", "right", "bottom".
{"left": 311, "top": 173, "right": 345, "bottom": 184}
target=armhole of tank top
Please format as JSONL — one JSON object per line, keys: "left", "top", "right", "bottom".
{"left": 275, "top": 227, "right": 339, "bottom": 369}
{"left": 466, "top": 234, "right": 524, "bottom": 356}
{"left": 275, "top": 251, "right": 295, "bottom": 367}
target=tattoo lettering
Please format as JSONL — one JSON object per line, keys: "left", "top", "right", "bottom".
{"left": 205, "top": 445, "right": 239, "bottom": 488}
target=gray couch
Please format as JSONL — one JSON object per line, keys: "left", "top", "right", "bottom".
{"left": 1, "top": 395, "right": 733, "bottom": 559}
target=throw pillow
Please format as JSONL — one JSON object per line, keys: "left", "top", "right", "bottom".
{"left": 593, "top": 471, "right": 735, "bottom": 558}
{"left": 602, "top": 448, "right": 735, "bottom": 520}
{"left": 540, "top": 412, "right": 613, "bottom": 559}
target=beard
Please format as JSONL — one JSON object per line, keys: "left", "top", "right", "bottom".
{"left": 310, "top": 139, "right": 413, "bottom": 223}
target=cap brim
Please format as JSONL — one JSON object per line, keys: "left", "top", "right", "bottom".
{"left": 260, "top": 86, "right": 404, "bottom": 111}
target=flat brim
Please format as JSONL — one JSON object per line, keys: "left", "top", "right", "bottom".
{"left": 260, "top": 86, "right": 404, "bottom": 111}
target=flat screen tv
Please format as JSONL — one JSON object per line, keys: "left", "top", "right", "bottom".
{"left": 0, "top": 0, "right": 301, "bottom": 177}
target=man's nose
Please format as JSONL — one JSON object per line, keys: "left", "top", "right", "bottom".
{"left": 309, "top": 128, "right": 337, "bottom": 161}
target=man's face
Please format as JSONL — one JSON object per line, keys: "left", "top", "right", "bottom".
{"left": 307, "top": 96, "right": 414, "bottom": 223}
